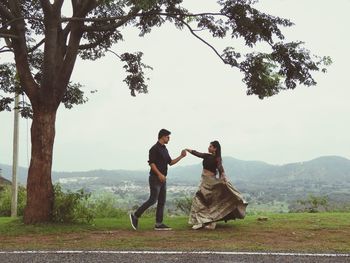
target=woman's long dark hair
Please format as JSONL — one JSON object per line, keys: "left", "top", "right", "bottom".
{"left": 210, "top": 140, "right": 221, "bottom": 158}
{"left": 211, "top": 140, "right": 222, "bottom": 174}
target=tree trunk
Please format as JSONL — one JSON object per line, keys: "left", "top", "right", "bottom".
{"left": 23, "top": 109, "right": 57, "bottom": 224}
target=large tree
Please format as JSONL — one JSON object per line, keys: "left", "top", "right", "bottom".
{"left": 0, "top": 0, "right": 330, "bottom": 224}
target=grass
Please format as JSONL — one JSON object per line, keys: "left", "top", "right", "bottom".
{"left": 0, "top": 212, "right": 350, "bottom": 252}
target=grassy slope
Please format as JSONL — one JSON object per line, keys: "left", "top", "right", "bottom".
{"left": 0, "top": 212, "right": 349, "bottom": 252}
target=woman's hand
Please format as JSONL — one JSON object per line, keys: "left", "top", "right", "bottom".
{"left": 220, "top": 174, "right": 228, "bottom": 183}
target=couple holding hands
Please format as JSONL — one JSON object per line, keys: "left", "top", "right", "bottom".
{"left": 129, "top": 129, "right": 247, "bottom": 231}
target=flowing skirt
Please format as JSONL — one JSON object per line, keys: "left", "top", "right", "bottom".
{"left": 188, "top": 172, "right": 248, "bottom": 226}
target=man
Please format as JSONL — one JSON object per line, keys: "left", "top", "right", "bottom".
{"left": 129, "top": 129, "right": 186, "bottom": 230}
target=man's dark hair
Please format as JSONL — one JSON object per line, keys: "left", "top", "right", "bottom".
{"left": 158, "top": 129, "right": 171, "bottom": 139}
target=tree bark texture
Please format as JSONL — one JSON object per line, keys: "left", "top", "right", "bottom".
{"left": 23, "top": 109, "right": 56, "bottom": 224}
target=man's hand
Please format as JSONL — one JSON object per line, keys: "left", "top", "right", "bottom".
{"left": 170, "top": 150, "right": 187, "bottom": 166}
{"left": 158, "top": 173, "right": 166, "bottom": 183}
{"left": 220, "top": 174, "right": 228, "bottom": 183}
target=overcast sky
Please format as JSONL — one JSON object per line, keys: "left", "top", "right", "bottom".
{"left": 1, "top": 0, "right": 350, "bottom": 172}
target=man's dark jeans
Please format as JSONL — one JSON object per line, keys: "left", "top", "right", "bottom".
{"left": 134, "top": 175, "right": 166, "bottom": 224}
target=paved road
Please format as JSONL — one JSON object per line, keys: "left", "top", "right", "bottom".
{"left": 0, "top": 251, "right": 349, "bottom": 263}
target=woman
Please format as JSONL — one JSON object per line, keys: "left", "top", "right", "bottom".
{"left": 186, "top": 141, "right": 247, "bottom": 230}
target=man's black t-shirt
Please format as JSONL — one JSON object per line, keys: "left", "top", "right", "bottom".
{"left": 148, "top": 142, "right": 172, "bottom": 176}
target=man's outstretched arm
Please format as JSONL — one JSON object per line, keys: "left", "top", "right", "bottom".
{"left": 169, "top": 150, "right": 187, "bottom": 166}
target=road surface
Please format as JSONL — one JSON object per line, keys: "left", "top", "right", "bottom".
{"left": 0, "top": 251, "right": 349, "bottom": 263}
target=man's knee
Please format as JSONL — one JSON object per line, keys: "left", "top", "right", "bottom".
{"left": 148, "top": 197, "right": 158, "bottom": 206}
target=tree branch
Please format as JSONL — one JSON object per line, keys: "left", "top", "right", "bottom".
{"left": 53, "top": 0, "right": 64, "bottom": 11}
{"left": 0, "top": 46, "right": 12, "bottom": 53}
{"left": 78, "top": 27, "right": 119, "bottom": 50}
{"left": 57, "top": 1, "right": 99, "bottom": 104}
{"left": 28, "top": 38, "right": 45, "bottom": 53}
{"left": 82, "top": 22, "right": 123, "bottom": 32}
{"left": 0, "top": 45, "right": 9, "bottom": 51}
{"left": 0, "top": 49, "right": 12, "bottom": 53}
{"left": 7, "top": 0, "right": 22, "bottom": 18}
{"left": 1, "top": 17, "right": 26, "bottom": 29}
{"left": 39, "top": 0, "right": 53, "bottom": 15}
{"left": 57, "top": 27, "right": 83, "bottom": 105}
{"left": 0, "top": 33, "right": 19, "bottom": 39}
{"left": 75, "top": 0, "right": 99, "bottom": 17}
{"left": 0, "top": 12, "right": 224, "bottom": 25}
{"left": 71, "top": 0, "right": 78, "bottom": 10}
{"left": 82, "top": 7, "right": 141, "bottom": 32}
{"left": 61, "top": 12, "right": 223, "bottom": 23}
{"left": 78, "top": 34, "right": 112, "bottom": 50}
{"left": 8, "top": 0, "right": 38, "bottom": 101}
{"left": 0, "top": 3, "right": 15, "bottom": 20}
{"left": 175, "top": 17, "right": 228, "bottom": 65}
{"left": 77, "top": 43, "right": 94, "bottom": 50}
{"left": 107, "top": 49, "right": 121, "bottom": 59}
{"left": 62, "top": 0, "right": 98, "bottom": 46}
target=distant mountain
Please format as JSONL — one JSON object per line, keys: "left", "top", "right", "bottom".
{"left": 172, "top": 155, "right": 350, "bottom": 184}
{"left": 266, "top": 156, "right": 350, "bottom": 182}
{"left": 0, "top": 165, "right": 147, "bottom": 187}
{"left": 2, "top": 156, "right": 350, "bottom": 210}
{"left": 0, "top": 176, "right": 11, "bottom": 186}
{"left": 1, "top": 155, "right": 349, "bottom": 186}
{"left": 170, "top": 156, "right": 275, "bottom": 183}
{"left": 0, "top": 165, "right": 28, "bottom": 185}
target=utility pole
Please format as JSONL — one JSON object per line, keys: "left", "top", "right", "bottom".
{"left": 11, "top": 93, "right": 19, "bottom": 217}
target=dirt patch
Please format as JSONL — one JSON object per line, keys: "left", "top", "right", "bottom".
{"left": 1, "top": 227, "right": 349, "bottom": 252}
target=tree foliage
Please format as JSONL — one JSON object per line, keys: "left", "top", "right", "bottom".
{"left": 0, "top": 0, "right": 331, "bottom": 115}
{"left": 290, "top": 195, "right": 330, "bottom": 213}
{"left": 0, "top": 185, "right": 27, "bottom": 216}
{"left": 0, "top": 0, "right": 331, "bottom": 223}
{"left": 52, "top": 183, "right": 93, "bottom": 223}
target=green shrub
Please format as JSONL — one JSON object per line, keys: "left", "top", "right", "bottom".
{"left": 174, "top": 196, "right": 192, "bottom": 215}
{"left": 52, "top": 183, "right": 94, "bottom": 223}
{"left": 0, "top": 185, "right": 27, "bottom": 216}
{"left": 289, "top": 195, "right": 329, "bottom": 213}
{"left": 87, "top": 193, "right": 125, "bottom": 218}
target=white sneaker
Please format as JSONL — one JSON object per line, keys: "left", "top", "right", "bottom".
{"left": 204, "top": 222, "right": 216, "bottom": 230}
{"left": 192, "top": 224, "right": 203, "bottom": 230}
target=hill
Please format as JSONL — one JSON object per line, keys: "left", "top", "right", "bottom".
{"left": 1, "top": 155, "right": 350, "bottom": 212}
{"left": 0, "top": 176, "right": 11, "bottom": 187}
{"left": 1, "top": 155, "right": 350, "bottom": 187}
{"left": 0, "top": 173, "right": 11, "bottom": 192}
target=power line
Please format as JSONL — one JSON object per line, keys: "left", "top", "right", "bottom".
{"left": 11, "top": 93, "right": 19, "bottom": 217}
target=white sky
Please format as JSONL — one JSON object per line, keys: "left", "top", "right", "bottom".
{"left": 1, "top": 0, "right": 350, "bottom": 172}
